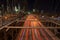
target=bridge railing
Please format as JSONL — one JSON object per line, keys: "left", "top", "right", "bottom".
{"left": 0, "top": 17, "right": 60, "bottom": 40}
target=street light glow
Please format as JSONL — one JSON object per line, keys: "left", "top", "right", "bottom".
{"left": 28, "top": 12, "right": 31, "bottom": 14}
{"left": 33, "top": 9, "right": 35, "bottom": 12}
{"left": 15, "top": 6, "right": 19, "bottom": 12}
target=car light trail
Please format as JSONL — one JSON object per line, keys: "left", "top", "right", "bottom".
{"left": 16, "top": 14, "right": 59, "bottom": 40}
{"left": 25, "top": 29, "right": 29, "bottom": 40}
{"left": 32, "top": 29, "right": 36, "bottom": 40}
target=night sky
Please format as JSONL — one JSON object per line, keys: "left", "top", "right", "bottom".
{"left": 0, "top": 0, "right": 60, "bottom": 13}
{"left": 27, "top": 0, "right": 60, "bottom": 12}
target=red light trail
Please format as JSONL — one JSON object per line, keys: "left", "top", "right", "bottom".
{"left": 16, "top": 14, "right": 58, "bottom": 40}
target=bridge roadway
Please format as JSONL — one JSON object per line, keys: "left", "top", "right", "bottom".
{"left": 17, "top": 18, "right": 60, "bottom": 26}
{"left": 0, "top": 15, "right": 60, "bottom": 30}
{"left": 0, "top": 13, "right": 60, "bottom": 26}
{"left": 16, "top": 14, "right": 60, "bottom": 40}
{"left": 0, "top": 14, "right": 60, "bottom": 40}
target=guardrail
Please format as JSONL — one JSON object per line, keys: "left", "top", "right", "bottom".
{"left": 0, "top": 26, "right": 60, "bottom": 31}
{"left": 2, "top": 26, "right": 60, "bottom": 29}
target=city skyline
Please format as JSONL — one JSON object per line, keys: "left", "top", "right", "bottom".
{"left": 0, "top": 0, "right": 60, "bottom": 13}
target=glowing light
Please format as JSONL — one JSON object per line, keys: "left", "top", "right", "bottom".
{"left": 51, "top": 16, "right": 54, "bottom": 18}
{"left": 33, "top": 9, "right": 35, "bottom": 12}
{"left": 42, "top": 16, "right": 44, "bottom": 18}
{"left": 15, "top": 6, "right": 19, "bottom": 12}
{"left": 5, "top": 16, "right": 8, "bottom": 19}
{"left": 28, "top": 12, "right": 30, "bottom": 14}
{"left": 16, "top": 14, "right": 56, "bottom": 40}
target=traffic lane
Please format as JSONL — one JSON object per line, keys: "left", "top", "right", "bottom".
{"left": 17, "top": 28, "right": 54, "bottom": 40}
{"left": 38, "top": 22, "right": 59, "bottom": 40}
{"left": 39, "top": 29, "right": 53, "bottom": 40}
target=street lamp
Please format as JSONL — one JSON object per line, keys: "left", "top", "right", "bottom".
{"left": 15, "top": 6, "right": 19, "bottom": 12}
{"left": 28, "top": 12, "right": 31, "bottom": 14}
{"left": 33, "top": 9, "right": 35, "bottom": 12}
{"left": 51, "top": 16, "right": 54, "bottom": 18}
